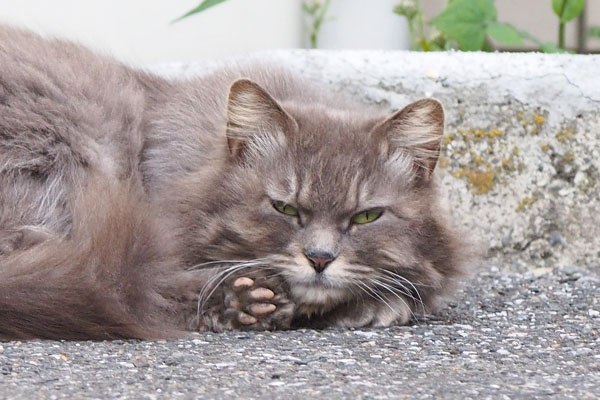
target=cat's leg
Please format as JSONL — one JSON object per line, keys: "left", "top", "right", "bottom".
{"left": 369, "top": 298, "right": 414, "bottom": 327}
{"left": 200, "top": 273, "right": 295, "bottom": 332}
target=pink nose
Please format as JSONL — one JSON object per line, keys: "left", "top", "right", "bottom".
{"left": 304, "top": 250, "right": 335, "bottom": 273}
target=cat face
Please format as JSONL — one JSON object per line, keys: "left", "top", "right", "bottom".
{"left": 186, "top": 79, "right": 461, "bottom": 322}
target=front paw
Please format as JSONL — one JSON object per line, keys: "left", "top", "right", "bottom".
{"left": 202, "top": 275, "right": 295, "bottom": 332}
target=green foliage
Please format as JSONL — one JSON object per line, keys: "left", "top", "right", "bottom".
{"left": 539, "top": 42, "right": 564, "bottom": 53}
{"left": 431, "top": 0, "right": 530, "bottom": 50}
{"left": 396, "top": 0, "right": 571, "bottom": 53}
{"left": 302, "top": 0, "right": 332, "bottom": 49}
{"left": 172, "top": 0, "right": 588, "bottom": 53}
{"left": 486, "top": 22, "right": 523, "bottom": 46}
{"left": 552, "top": 0, "right": 586, "bottom": 23}
{"left": 589, "top": 26, "right": 600, "bottom": 39}
{"left": 517, "top": 30, "right": 564, "bottom": 53}
{"left": 393, "top": 1, "right": 418, "bottom": 20}
{"left": 173, "top": 0, "right": 332, "bottom": 48}
{"left": 395, "top": 0, "right": 440, "bottom": 51}
{"left": 432, "top": 0, "right": 496, "bottom": 50}
{"left": 172, "top": 0, "right": 229, "bottom": 23}
{"left": 551, "top": 0, "right": 586, "bottom": 49}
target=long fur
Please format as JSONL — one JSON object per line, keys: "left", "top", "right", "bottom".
{"left": 0, "top": 177, "right": 183, "bottom": 340}
{"left": 0, "top": 26, "right": 474, "bottom": 340}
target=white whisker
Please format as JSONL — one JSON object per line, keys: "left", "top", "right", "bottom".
{"left": 355, "top": 281, "right": 399, "bottom": 319}
{"left": 196, "top": 259, "right": 267, "bottom": 319}
{"left": 353, "top": 281, "right": 380, "bottom": 303}
{"left": 371, "top": 278, "right": 420, "bottom": 321}
{"left": 186, "top": 258, "right": 266, "bottom": 271}
{"left": 374, "top": 275, "right": 415, "bottom": 299}
{"left": 346, "top": 278, "right": 368, "bottom": 310}
{"left": 381, "top": 269, "right": 427, "bottom": 312}
{"left": 198, "top": 265, "right": 255, "bottom": 318}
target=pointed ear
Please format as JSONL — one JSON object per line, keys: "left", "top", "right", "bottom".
{"left": 372, "top": 98, "right": 444, "bottom": 180}
{"left": 226, "top": 79, "right": 298, "bottom": 158}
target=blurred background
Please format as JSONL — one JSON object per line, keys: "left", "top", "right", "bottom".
{"left": 0, "top": 0, "right": 597, "bottom": 66}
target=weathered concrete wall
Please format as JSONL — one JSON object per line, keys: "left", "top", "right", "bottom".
{"left": 154, "top": 51, "right": 600, "bottom": 271}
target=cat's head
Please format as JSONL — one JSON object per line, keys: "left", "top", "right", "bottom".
{"left": 184, "top": 78, "right": 467, "bottom": 325}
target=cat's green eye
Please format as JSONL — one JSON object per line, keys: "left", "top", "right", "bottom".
{"left": 351, "top": 209, "right": 383, "bottom": 225}
{"left": 273, "top": 201, "right": 298, "bottom": 217}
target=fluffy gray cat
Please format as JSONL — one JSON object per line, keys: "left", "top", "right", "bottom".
{"left": 0, "top": 26, "right": 471, "bottom": 340}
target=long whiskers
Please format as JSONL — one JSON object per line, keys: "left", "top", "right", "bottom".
{"left": 354, "top": 280, "right": 402, "bottom": 319}
{"left": 196, "top": 259, "right": 269, "bottom": 320}
{"left": 373, "top": 275, "right": 415, "bottom": 299}
{"left": 374, "top": 274, "right": 424, "bottom": 312}
{"left": 380, "top": 269, "right": 427, "bottom": 314}
{"left": 344, "top": 269, "right": 423, "bottom": 323}
{"left": 369, "top": 278, "right": 420, "bottom": 321}
{"left": 382, "top": 269, "right": 436, "bottom": 289}
{"left": 186, "top": 259, "right": 262, "bottom": 271}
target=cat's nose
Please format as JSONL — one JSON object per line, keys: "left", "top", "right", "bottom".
{"left": 304, "top": 250, "right": 336, "bottom": 273}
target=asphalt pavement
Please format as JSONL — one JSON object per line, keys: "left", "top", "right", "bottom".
{"left": 1, "top": 263, "right": 598, "bottom": 399}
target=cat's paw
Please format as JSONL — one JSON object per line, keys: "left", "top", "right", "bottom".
{"left": 202, "top": 275, "right": 295, "bottom": 332}
{"left": 224, "top": 276, "right": 295, "bottom": 331}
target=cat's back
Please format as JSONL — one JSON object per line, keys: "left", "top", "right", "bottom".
{"left": 0, "top": 25, "right": 140, "bottom": 113}
{"left": 0, "top": 25, "right": 149, "bottom": 179}
{"left": 0, "top": 26, "right": 163, "bottom": 234}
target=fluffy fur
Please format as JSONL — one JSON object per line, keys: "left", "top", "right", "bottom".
{"left": 0, "top": 26, "right": 472, "bottom": 340}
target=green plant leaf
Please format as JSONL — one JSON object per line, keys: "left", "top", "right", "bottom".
{"left": 589, "top": 26, "right": 600, "bottom": 38}
{"left": 552, "top": 0, "right": 586, "bottom": 23}
{"left": 432, "top": 0, "right": 497, "bottom": 51}
{"left": 540, "top": 42, "right": 565, "bottom": 53}
{"left": 394, "top": 2, "right": 418, "bottom": 19}
{"left": 486, "top": 22, "right": 524, "bottom": 45}
{"left": 302, "top": 2, "right": 313, "bottom": 14}
{"left": 172, "top": 0, "right": 229, "bottom": 23}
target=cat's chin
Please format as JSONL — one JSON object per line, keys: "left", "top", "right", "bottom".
{"left": 289, "top": 282, "right": 350, "bottom": 314}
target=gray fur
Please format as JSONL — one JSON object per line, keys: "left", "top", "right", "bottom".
{"left": 0, "top": 26, "right": 472, "bottom": 340}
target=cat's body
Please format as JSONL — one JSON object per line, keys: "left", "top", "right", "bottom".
{"left": 0, "top": 26, "right": 470, "bottom": 340}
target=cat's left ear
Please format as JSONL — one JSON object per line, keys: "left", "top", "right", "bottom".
{"left": 371, "top": 98, "right": 444, "bottom": 180}
{"left": 226, "top": 79, "right": 298, "bottom": 158}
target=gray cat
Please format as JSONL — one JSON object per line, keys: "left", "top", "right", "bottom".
{"left": 0, "top": 26, "right": 472, "bottom": 340}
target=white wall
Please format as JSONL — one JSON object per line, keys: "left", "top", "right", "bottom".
{"left": 0, "top": 0, "right": 304, "bottom": 66}
{"left": 316, "top": 0, "right": 410, "bottom": 49}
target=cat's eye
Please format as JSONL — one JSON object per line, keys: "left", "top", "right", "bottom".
{"left": 272, "top": 201, "right": 298, "bottom": 217}
{"left": 351, "top": 208, "right": 383, "bottom": 225}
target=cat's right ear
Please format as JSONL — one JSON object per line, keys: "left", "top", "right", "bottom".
{"left": 225, "top": 79, "right": 298, "bottom": 158}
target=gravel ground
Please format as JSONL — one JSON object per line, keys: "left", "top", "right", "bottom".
{"left": 1, "top": 263, "right": 598, "bottom": 399}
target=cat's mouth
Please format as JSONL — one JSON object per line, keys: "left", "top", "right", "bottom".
{"left": 279, "top": 256, "right": 356, "bottom": 306}
{"left": 291, "top": 270, "right": 344, "bottom": 290}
